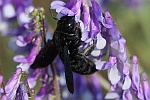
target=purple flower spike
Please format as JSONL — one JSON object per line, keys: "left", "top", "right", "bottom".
{"left": 131, "top": 55, "right": 144, "bottom": 99}
{"left": 50, "top": 0, "right": 66, "bottom": 9}
{"left": 27, "top": 69, "right": 41, "bottom": 88}
{"left": 35, "top": 68, "right": 53, "bottom": 100}
{"left": 141, "top": 72, "right": 150, "bottom": 99}
{"left": 104, "top": 11, "right": 121, "bottom": 40}
{"left": 105, "top": 92, "right": 120, "bottom": 99}
{"left": 15, "top": 83, "right": 29, "bottom": 100}
{"left": 122, "top": 75, "right": 131, "bottom": 90}
{"left": 131, "top": 55, "right": 140, "bottom": 91}
{"left": 105, "top": 11, "right": 128, "bottom": 63}
{"left": 122, "top": 90, "right": 132, "bottom": 100}
{"left": 91, "top": 0, "right": 112, "bottom": 28}
{"left": 108, "top": 58, "right": 121, "bottom": 85}
{"left": 5, "top": 68, "right": 22, "bottom": 100}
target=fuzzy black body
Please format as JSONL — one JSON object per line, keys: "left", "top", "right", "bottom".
{"left": 30, "top": 15, "right": 97, "bottom": 94}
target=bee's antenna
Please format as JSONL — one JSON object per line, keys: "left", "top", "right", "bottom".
{"left": 50, "top": 9, "right": 58, "bottom": 20}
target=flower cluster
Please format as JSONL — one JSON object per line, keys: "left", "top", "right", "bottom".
{"left": 0, "top": 0, "right": 149, "bottom": 100}
{"left": 0, "top": 0, "right": 34, "bottom": 53}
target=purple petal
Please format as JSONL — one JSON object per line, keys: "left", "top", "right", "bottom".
{"left": 59, "top": 7, "right": 75, "bottom": 16}
{"left": 64, "top": 0, "right": 74, "bottom": 9}
{"left": 91, "top": 49, "right": 101, "bottom": 57}
{"left": 1, "top": 95, "right": 8, "bottom": 100}
{"left": 104, "top": 11, "right": 121, "bottom": 40}
{"left": 16, "top": 36, "right": 27, "bottom": 47}
{"left": 15, "top": 83, "right": 29, "bottom": 100}
{"left": 69, "top": 0, "right": 81, "bottom": 14}
{"left": 91, "top": 1, "right": 112, "bottom": 28}
{"left": 122, "top": 90, "right": 133, "bottom": 100}
{"left": 13, "top": 55, "right": 27, "bottom": 63}
{"left": 131, "top": 55, "right": 140, "bottom": 91}
{"left": 16, "top": 32, "right": 36, "bottom": 47}
{"left": 137, "top": 84, "right": 144, "bottom": 99}
{"left": 15, "top": 37, "right": 41, "bottom": 71}
{"left": 50, "top": 0, "right": 66, "bottom": 9}
{"left": 96, "top": 33, "right": 106, "bottom": 49}
{"left": 141, "top": 72, "right": 150, "bottom": 99}
{"left": 35, "top": 69, "right": 53, "bottom": 100}
{"left": 17, "top": 12, "right": 30, "bottom": 25}
{"left": 122, "top": 75, "right": 131, "bottom": 90}
{"left": 105, "top": 92, "right": 120, "bottom": 99}
{"left": 109, "top": 56, "right": 117, "bottom": 64}
{"left": 16, "top": 63, "right": 30, "bottom": 72}
{"left": 2, "top": 4, "right": 16, "bottom": 18}
{"left": 96, "top": 61, "right": 113, "bottom": 70}
{"left": 89, "top": 12, "right": 100, "bottom": 37}
{"left": 123, "top": 61, "right": 130, "bottom": 75}
{"left": 108, "top": 64, "right": 121, "bottom": 85}
{"left": 110, "top": 37, "right": 126, "bottom": 58}
{"left": 5, "top": 68, "right": 22, "bottom": 100}
{"left": 82, "top": 0, "right": 90, "bottom": 27}
{"left": 27, "top": 69, "right": 41, "bottom": 88}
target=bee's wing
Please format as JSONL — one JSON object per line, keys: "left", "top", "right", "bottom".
{"left": 59, "top": 45, "right": 74, "bottom": 94}
{"left": 31, "top": 39, "right": 58, "bottom": 69}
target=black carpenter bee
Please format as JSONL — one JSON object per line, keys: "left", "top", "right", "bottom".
{"left": 31, "top": 15, "right": 97, "bottom": 94}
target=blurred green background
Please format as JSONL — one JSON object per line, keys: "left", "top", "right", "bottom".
{"left": 0, "top": 0, "right": 150, "bottom": 82}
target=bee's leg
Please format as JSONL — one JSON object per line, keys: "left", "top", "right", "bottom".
{"left": 83, "top": 43, "right": 95, "bottom": 56}
{"left": 82, "top": 39, "right": 96, "bottom": 56}
{"left": 41, "top": 17, "right": 47, "bottom": 45}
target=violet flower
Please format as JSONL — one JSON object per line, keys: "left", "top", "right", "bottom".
{"left": 15, "top": 82, "right": 29, "bottom": 100}
{"left": 0, "top": 0, "right": 34, "bottom": 55}
{"left": 105, "top": 55, "right": 150, "bottom": 100}
{"left": 0, "top": 0, "right": 33, "bottom": 36}
{"left": 2, "top": 68, "right": 22, "bottom": 100}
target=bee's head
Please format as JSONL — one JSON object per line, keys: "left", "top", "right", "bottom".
{"left": 57, "top": 15, "right": 76, "bottom": 32}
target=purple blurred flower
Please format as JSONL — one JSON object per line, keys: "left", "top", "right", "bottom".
{"left": 34, "top": 68, "right": 54, "bottom": 100}
{"left": 0, "top": 0, "right": 33, "bottom": 35}
{"left": 141, "top": 72, "right": 150, "bottom": 99}
{"left": 5, "top": 68, "right": 22, "bottom": 100}
{"left": 105, "top": 54, "right": 150, "bottom": 99}
{"left": 15, "top": 82, "right": 29, "bottom": 100}
{"left": 131, "top": 55, "right": 144, "bottom": 99}
{"left": 27, "top": 69, "right": 41, "bottom": 88}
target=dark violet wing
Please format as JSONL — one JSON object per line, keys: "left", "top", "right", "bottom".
{"left": 30, "top": 39, "right": 58, "bottom": 69}
{"left": 59, "top": 45, "right": 74, "bottom": 94}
